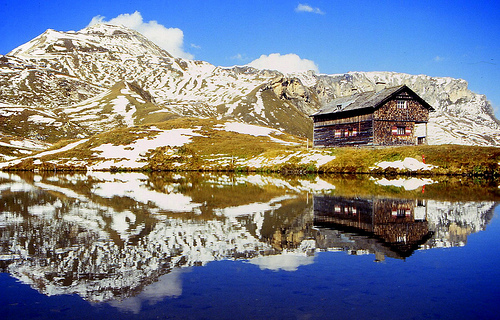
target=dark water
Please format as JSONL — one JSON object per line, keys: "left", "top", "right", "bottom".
{"left": 0, "top": 171, "right": 499, "bottom": 319}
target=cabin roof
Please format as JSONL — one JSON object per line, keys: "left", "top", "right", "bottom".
{"left": 311, "top": 85, "right": 435, "bottom": 117}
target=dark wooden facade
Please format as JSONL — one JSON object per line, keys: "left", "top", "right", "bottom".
{"left": 311, "top": 85, "right": 434, "bottom": 147}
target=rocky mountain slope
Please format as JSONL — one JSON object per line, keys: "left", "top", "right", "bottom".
{"left": 0, "top": 23, "right": 499, "bottom": 160}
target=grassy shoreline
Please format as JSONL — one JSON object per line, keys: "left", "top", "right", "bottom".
{"left": 2, "top": 144, "right": 500, "bottom": 177}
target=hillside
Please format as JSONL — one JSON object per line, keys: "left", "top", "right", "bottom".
{"left": 0, "top": 118, "right": 332, "bottom": 171}
{"left": 0, "top": 23, "right": 499, "bottom": 162}
{"left": 1, "top": 117, "right": 499, "bottom": 176}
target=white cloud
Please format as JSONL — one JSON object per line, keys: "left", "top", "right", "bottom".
{"left": 246, "top": 53, "right": 319, "bottom": 74}
{"left": 231, "top": 53, "right": 248, "bottom": 61}
{"left": 88, "top": 11, "right": 193, "bottom": 59}
{"left": 295, "top": 4, "right": 325, "bottom": 14}
{"left": 434, "top": 55, "right": 445, "bottom": 62}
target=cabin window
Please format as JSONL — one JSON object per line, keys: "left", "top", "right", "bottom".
{"left": 397, "top": 100, "right": 407, "bottom": 109}
{"left": 335, "top": 127, "right": 359, "bottom": 138}
{"left": 392, "top": 126, "right": 411, "bottom": 136}
{"left": 392, "top": 209, "right": 410, "bottom": 217}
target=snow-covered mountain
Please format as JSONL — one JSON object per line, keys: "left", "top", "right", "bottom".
{"left": 1, "top": 23, "right": 499, "bottom": 157}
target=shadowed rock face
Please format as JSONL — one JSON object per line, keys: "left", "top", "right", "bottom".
{"left": 1, "top": 24, "right": 499, "bottom": 149}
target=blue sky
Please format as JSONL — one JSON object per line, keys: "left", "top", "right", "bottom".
{"left": 1, "top": 0, "right": 499, "bottom": 116}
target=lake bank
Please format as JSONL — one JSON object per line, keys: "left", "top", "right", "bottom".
{"left": 2, "top": 144, "right": 500, "bottom": 177}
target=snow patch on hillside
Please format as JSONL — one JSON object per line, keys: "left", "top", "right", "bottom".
{"left": 91, "top": 128, "right": 204, "bottom": 170}
{"left": 217, "top": 121, "right": 279, "bottom": 137}
{"left": 244, "top": 150, "right": 335, "bottom": 169}
{"left": 216, "top": 121, "right": 300, "bottom": 146}
{"left": 112, "top": 95, "right": 135, "bottom": 126}
{"left": 27, "top": 115, "right": 58, "bottom": 125}
{"left": 373, "top": 157, "right": 436, "bottom": 171}
{"left": 0, "top": 139, "right": 89, "bottom": 168}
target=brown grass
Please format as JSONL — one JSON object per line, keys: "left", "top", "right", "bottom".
{"left": 321, "top": 145, "right": 500, "bottom": 175}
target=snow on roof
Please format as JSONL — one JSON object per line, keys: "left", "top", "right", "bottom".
{"left": 312, "top": 85, "right": 434, "bottom": 117}
{"left": 312, "top": 86, "right": 404, "bottom": 116}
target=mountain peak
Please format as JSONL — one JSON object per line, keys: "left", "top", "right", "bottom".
{"left": 8, "top": 23, "right": 171, "bottom": 59}
{"left": 80, "top": 23, "right": 142, "bottom": 37}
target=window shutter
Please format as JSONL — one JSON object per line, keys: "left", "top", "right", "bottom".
{"left": 352, "top": 128, "right": 357, "bottom": 136}
{"left": 335, "top": 129, "right": 341, "bottom": 138}
{"left": 391, "top": 126, "right": 398, "bottom": 135}
{"left": 405, "top": 127, "right": 412, "bottom": 136}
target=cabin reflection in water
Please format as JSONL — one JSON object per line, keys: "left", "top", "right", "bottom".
{"left": 313, "top": 195, "right": 434, "bottom": 260}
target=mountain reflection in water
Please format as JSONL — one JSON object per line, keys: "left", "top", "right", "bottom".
{"left": 0, "top": 171, "right": 497, "bottom": 307}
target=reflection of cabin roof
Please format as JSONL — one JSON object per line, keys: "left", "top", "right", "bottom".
{"left": 314, "top": 222, "right": 434, "bottom": 259}
{"left": 311, "top": 85, "right": 434, "bottom": 117}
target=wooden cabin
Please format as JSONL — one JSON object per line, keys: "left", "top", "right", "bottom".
{"left": 311, "top": 85, "right": 435, "bottom": 147}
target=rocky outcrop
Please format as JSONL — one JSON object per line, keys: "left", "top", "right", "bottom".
{"left": 306, "top": 71, "right": 500, "bottom": 145}
{"left": 262, "top": 75, "right": 319, "bottom": 116}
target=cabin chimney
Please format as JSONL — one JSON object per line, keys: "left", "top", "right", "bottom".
{"left": 375, "top": 81, "right": 387, "bottom": 92}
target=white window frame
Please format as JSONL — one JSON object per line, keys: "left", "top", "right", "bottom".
{"left": 397, "top": 100, "right": 407, "bottom": 109}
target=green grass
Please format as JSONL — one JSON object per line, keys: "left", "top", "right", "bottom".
{"left": 321, "top": 145, "right": 500, "bottom": 175}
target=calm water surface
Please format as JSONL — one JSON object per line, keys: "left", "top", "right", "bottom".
{"left": 0, "top": 171, "right": 499, "bottom": 319}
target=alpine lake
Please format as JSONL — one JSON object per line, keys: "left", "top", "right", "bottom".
{"left": 0, "top": 171, "right": 499, "bottom": 320}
